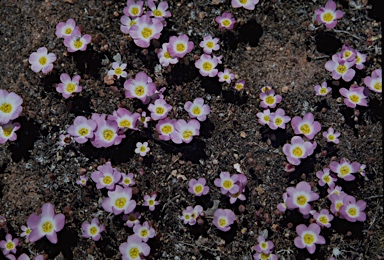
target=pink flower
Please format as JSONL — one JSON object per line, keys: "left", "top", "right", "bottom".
{"left": 156, "top": 118, "right": 176, "bottom": 141}
{"left": 329, "top": 192, "right": 347, "bottom": 214}
{"left": 76, "top": 175, "right": 88, "bottom": 186}
{"left": 133, "top": 221, "right": 156, "bottom": 242}
{"left": 91, "top": 162, "right": 122, "bottom": 190}
{"left": 254, "top": 235, "right": 274, "bottom": 254}
{"left": 157, "top": 43, "right": 178, "bottom": 66}
{"left": 199, "top": 35, "right": 220, "bottom": 54}
{"left": 138, "top": 112, "right": 151, "bottom": 128}
{"left": 257, "top": 109, "right": 271, "bottom": 126}
{"left": 215, "top": 12, "right": 236, "bottom": 30}
{"left": 358, "top": 164, "right": 366, "bottom": 177}
{"left": 20, "top": 225, "right": 32, "bottom": 239}
{"left": 310, "top": 209, "right": 334, "bottom": 228}
{"left": 294, "top": 223, "right": 325, "bottom": 254}
{"left": 364, "top": 68, "right": 382, "bottom": 93}
{"left": 56, "top": 73, "right": 82, "bottom": 99}
{"left": 218, "top": 68, "right": 234, "bottom": 83}
{"left": 119, "top": 234, "right": 150, "bottom": 260}
{"left": 184, "top": 98, "right": 210, "bottom": 121}
{"left": 82, "top": 218, "right": 105, "bottom": 241}
{"left": 325, "top": 54, "right": 355, "bottom": 82}
{"left": 316, "top": 168, "right": 337, "bottom": 187}
{"left": 260, "top": 89, "right": 282, "bottom": 108}
{"left": 170, "top": 119, "right": 200, "bottom": 144}
{"left": 214, "top": 171, "right": 239, "bottom": 195}
{"left": 188, "top": 178, "right": 209, "bottom": 196}
{"left": 339, "top": 195, "right": 366, "bottom": 222}
{"left": 120, "top": 15, "right": 137, "bottom": 34}
{"left": 268, "top": 108, "right": 291, "bottom": 130}
{"left": 213, "top": 208, "right": 236, "bottom": 232}
{"left": 108, "top": 62, "right": 128, "bottom": 79}
{"left": 108, "top": 108, "right": 140, "bottom": 130}
{"left": 283, "top": 136, "right": 317, "bottom": 166}
{"left": 233, "top": 80, "right": 245, "bottom": 91}
{"left": 55, "top": 18, "right": 78, "bottom": 38}
{"left": 315, "top": 0, "right": 344, "bottom": 29}
{"left": 231, "top": 0, "right": 259, "bottom": 10}
{"left": 91, "top": 114, "right": 125, "bottom": 148}
{"left": 323, "top": 127, "right": 340, "bottom": 143}
{"left": 130, "top": 15, "right": 164, "bottom": 48}
{"left": 123, "top": 0, "right": 144, "bottom": 18}
{"left": 67, "top": 116, "right": 97, "bottom": 144}
{"left": 180, "top": 206, "right": 195, "bottom": 225}
{"left": 330, "top": 158, "right": 360, "bottom": 181}
{"left": 27, "top": 203, "right": 65, "bottom": 244}
{"left": 285, "top": 181, "right": 319, "bottom": 215}
{"left": 124, "top": 71, "right": 157, "bottom": 103}
{"left": 147, "top": 0, "right": 172, "bottom": 20}
{"left": 143, "top": 193, "right": 159, "bottom": 211}
{"left": 277, "top": 192, "right": 288, "bottom": 213}
{"left": 195, "top": 54, "right": 219, "bottom": 77}
{"left": 291, "top": 112, "right": 321, "bottom": 140}
{"left": 63, "top": 29, "right": 91, "bottom": 52}
{"left": 134, "top": 141, "right": 150, "bottom": 156}
{"left": 28, "top": 47, "right": 56, "bottom": 74}
{"left": 124, "top": 212, "right": 141, "bottom": 228}
{"left": 0, "top": 234, "right": 18, "bottom": 255}
{"left": 339, "top": 85, "right": 368, "bottom": 108}
{"left": 314, "top": 81, "right": 331, "bottom": 96}
{"left": 102, "top": 185, "right": 136, "bottom": 215}
{"left": 354, "top": 50, "right": 366, "bottom": 70}
{"left": 339, "top": 44, "right": 357, "bottom": 62}
{"left": 327, "top": 185, "right": 344, "bottom": 198}
{"left": 148, "top": 98, "right": 172, "bottom": 121}
{"left": 167, "top": 34, "right": 194, "bottom": 58}
{"left": 0, "top": 121, "right": 21, "bottom": 144}
{"left": 119, "top": 172, "right": 135, "bottom": 187}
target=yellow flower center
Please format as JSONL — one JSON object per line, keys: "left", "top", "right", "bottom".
{"left": 348, "top": 207, "right": 357, "bottom": 216}
{"left": 130, "top": 20, "right": 137, "bottom": 26}
{"left": 328, "top": 134, "right": 335, "bottom": 140}
{"left": 222, "top": 19, "right": 231, "bottom": 27}
{"left": 336, "top": 64, "right": 347, "bottom": 74}
{"left": 0, "top": 103, "right": 12, "bottom": 113}
{"left": 164, "top": 51, "right": 171, "bottom": 59}
{"left": 296, "top": 195, "right": 307, "bottom": 206}
{"left": 156, "top": 107, "right": 165, "bottom": 115}
{"left": 65, "top": 28, "right": 72, "bottom": 35}
{"left": 260, "top": 253, "right": 270, "bottom": 260}
{"left": 103, "top": 176, "right": 112, "bottom": 185}
{"left": 356, "top": 56, "right": 360, "bottom": 63}
{"left": 153, "top": 9, "right": 162, "bottom": 16}
{"left": 2, "top": 126, "right": 13, "bottom": 137}
{"left": 176, "top": 43, "right": 186, "bottom": 52}
{"left": 124, "top": 178, "right": 131, "bottom": 185}
{"left": 192, "top": 106, "right": 201, "bottom": 115}
{"left": 140, "top": 229, "right": 148, "bottom": 237}
{"left": 323, "top": 12, "right": 334, "bottom": 23}
{"left": 134, "top": 86, "right": 145, "bottom": 96}
{"left": 265, "top": 96, "right": 274, "bottom": 105}
{"left": 235, "top": 83, "right": 243, "bottom": 91}
{"left": 319, "top": 215, "right": 328, "bottom": 224}
{"left": 182, "top": 130, "right": 193, "bottom": 139}
{"left": 323, "top": 175, "right": 331, "bottom": 183}
{"left": 344, "top": 51, "right": 351, "bottom": 58}
{"left": 39, "top": 56, "right": 47, "bottom": 66}
{"left": 349, "top": 94, "right": 360, "bottom": 103}
{"left": 5, "top": 242, "right": 14, "bottom": 250}
{"left": 202, "top": 61, "right": 213, "bottom": 71}
{"left": 223, "top": 75, "right": 229, "bottom": 80}
{"left": 339, "top": 165, "right": 350, "bottom": 176}
{"left": 292, "top": 147, "right": 303, "bottom": 157}
{"left": 148, "top": 199, "right": 155, "bottom": 206}
{"left": 141, "top": 27, "right": 152, "bottom": 39}
{"left": 275, "top": 117, "right": 282, "bottom": 126}
{"left": 336, "top": 202, "right": 343, "bottom": 211}
{"left": 131, "top": 7, "right": 139, "bottom": 15}
{"left": 374, "top": 82, "right": 382, "bottom": 91}
{"left": 42, "top": 221, "right": 53, "bottom": 233}
{"left": 74, "top": 39, "right": 83, "bottom": 49}
{"left": 25, "top": 228, "right": 31, "bottom": 235}
{"left": 185, "top": 214, "right": 190, "bottom": 220}
{"left": 89, "top": 226, "right": 98, "bottom": 235}
{"left": 115, "top": 198, "right": 127, "bottom": 208}
{"left": 129, "top": 247, "right": 140, "bottom": 258}
{"left": 103, "top": 129, "right": 114, "bottom": 141}
{"left": 303, "top": 233, "right": 315, "bottom": 245}
{"left": 140, "top": 146, "right": 146, "bottom": 152}
{"left": 222, "top": 179, "right": 233, "bottom": 189}
{"left": 320, "top": 87, "right": 327, "bottom": 94}
{"left": 300, "top": 124, "right": 311, "bottom": 135}
{"left": 119, "top": 120, "right": 131, "bottom": 128}
{"left": 115, "top": 67, "right": 122, "bottom": 75}
{"left": 263, "top": 115, "right": 270, "bottom": 122}
{"left": 66, "top": 83, "right": 76, "bottom": 93}
{"left": 261, "top": 242, "right": 267, "bottom": 249}
{"left": 194, "top": 184, "right": 203, "bottom": 194}
{"left": 206, "top": 41, "right": 214, "bottom": 48}
{"left": 78, "top": 128, "right": 89, "bottom": 136}
{"left": 161, "top": 125, "right": 173, "bottom": 134}
{"left": 218, "top": 218, "right": 227, "bottom": 227}
{"left": 239, "top": 0, "right": 247, "bottom": 3}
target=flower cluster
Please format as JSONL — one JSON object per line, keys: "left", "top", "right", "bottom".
{"left": 56, "top": 19, "right": 91, "bottom": 52}
{"left": 180, "top": 205, "right": 203, "bottom": 226}
{"left": 0, "top": 90, "right": 23, "bottom": 144}
{"left": 214, "top": 172, "right": 247, "bottom": 204}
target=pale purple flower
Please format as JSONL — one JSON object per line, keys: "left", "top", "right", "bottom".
{"left": 195, "top": 54, "right": 219, "bottom": 77}
{"left": 67, "top": 116, "right": 97, "bottom": 144}
{"left": 277, "top": 192, "right": 288, "bottom": 213}
{"left": 133, "top": 221, "right": 156, "bottom": 242}
{"left": 170, "top": 119, "right": 200, "bottom": 144}
{"left": 358, "top": 164, "right": 366, "bottom": 177}
{"left": 254, "top": 235, "right": 274, "bottom": 254}
{"left": 147, "top": 0, "right": 171, "bottom": 19}
{"left": 188, "top": 178, "right": 209, "bottom": 196}
{"left": 233, "top": 80, "right": 245, "bottom": 91}
{"left": 119, "top": 234, "right": 150, "bottom": 260}
{"left": 329, "top": 192, "right": 347, "bottom": 214}
{"left": 135, "top": 141, "right": 150, "bottom": 156}
{"left": 28, "top": 47, "right": 56, "bottom": 74}
{"left": 56, "top": 73, "right": 82, "bottom": 99}
{"left": 310, "top": 209, "right": 334, "bottom": 228}
{"left": 157, "top": 43, "right": 178, "bottom": 66}
{"left": 256, "top": 109, "right": 271, "bottom": 125}
{"left": 20, "top": 225, "right": 32, "bottom": 239}
{"left": 268, "top": 108, "right": 291, "bottom": 130}
{"left": 339, "top": 195, "right": 366, "bottom": 222}
{"left": 63, "top": 29, "right": 91, "bottom": 52}
{"left": 27, "top": 203, "right": 65, "bottom": 244}
{"left": 330, "top": 158, "right": 360, "bottom": 181}
{"left": 143, "top": 193, "right": 159, "bottom": 211}
{"left": 260, "top": 89, "right": 282, "bottom": 108}
{"left": 0, "top": 121, "right": 21, "bottom": 144}
{"left": 314, "top": 81, "right": 331, "bottom": 96}
{"left": 124, "top": 212, "right": 141, "bottom": 228}
{"left": 199, "top": 35, "right": 220, "bottom": 54}
{"left": 0, "top": 234, "right": 18, "bottom": 255}
{"left": 167, "top": 34, "right": 194, "bottom": 58}
{"left": 148, "top": 98, "right": 172, "bottom": 121}
{"left": 315, "top": 0, "right": 344, "bottom": 29}
{"left": 55, "top": 18, "right": 78, "bottom": 38}
{"left": 218, "top": 68, "right": 234, "bottom": 83}
{"left": 339, "top": 85, "right": 368, "bottom": 108}
{"left": 124, "top": 71, "right": 157, "bottom": 103}
{"left": 76, "top": 175, "right": 88, "bottom": 186}
{"left": 184, "top": 98, "right": 210, "bottom": 121}
{"left": 120, "top": 15, "right": 137, "bottom": 34}
{"left": 123, "top": 0, "right": 144, "bottom": 18}
{"left": 294, "top": 223, "right": 325, "bottom": 254}
{"left": 323, "top": 127, "right": 340, "bottom": 143}
{"left": 213, "top": 208, "right": 236, "bottom": 232}
{"left": 91, "top": 161, "right": 122, "bottom": 190}
{"left": 231, "top": 0, "right": 259, "bottom": 10}
{"left": 214, "top": 171, "right": 239, "bottom": 195}
{"left": 291, "top": 112, "right": 321, "bottom": 140}
{"left": 108, "top": 108, "right": 140, "bottom": 130}
{"left": 91, "top": 114, "right": 125, "bottom": 148}
{"left": 229, "top": 191, "right": 246, "bottom": 204}
{"left": 339, "top": 44, "right": 357, "bottom": 62}
{"left": 120, "top": 172, "right": 135, "bottom": 187}
{"left": 82, "top": 218, "right": 105, "bottom": 241}
{"left": 102, "top": 185, "right": 136, "bottom": 215}
{"left": 316, "top": 168, "right": 336, "bottom": 187}
{"left": 138, "top": 111, "right": 151, "bottom": 128}
{"left": 364, "top": 68, "right": 382, "bottom": 93}
{"left": 214, "top": 55, "right": 223, "bottom": 64}
{"left": 215, "top": 12, "right": 236, "bottom": 30}
{"left": 283, "top": 136, "right": 317, "bottom": 166}
{"left": 285, "top": 181, "right": 319, "bottom": 215}
{"left": 327, "top": 185, "right": 344, "bottom": 198}
{"left": 156, "top": 118, "right": 176, "bottom": 141}
{"left": 108, "top": 62, "right": 128, "bottom": 79}
{"left": 180, "top": 206, "right": 195, "bottom": 225}
{"left": 130, "top": 15, "right": 164, "bottom": 48}
{"left": 354, "top": 50, "right": 366, "bottom": 70}
{"left": 325, "top": 54, "right": 355, "bottom": 82}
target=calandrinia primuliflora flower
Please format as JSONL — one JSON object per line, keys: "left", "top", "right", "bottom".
{"left": 56, "top": 73, "right": 82, "bottom": 99}
{"left": 339, "top": 85, "right": 368, "bottom": 108}
{"left": 364, "top": 68, "right": 382, "bottom": 93}
{"left": 63, "top": 29, "right": 92, "bottom": 52}
{"left": 82, "top": 218, "right": 105, "bottom": 241}
{"left": 283, "top": 136, "right": 317, "bottom": 166}
{"left": 28, "top": 47, "right": 56, "bottom": 74}
{"left": 285, "top": 181, "right": 319, "bottom": 215}
{"left": 102, "top": 185, "right": 137, "bottom": 215}
{"left": 294, "top": 223, "right": 325, "bottom": 254}
{"left": 215, "top": 12, "right": 236, "bottom": 30}
{"left": 315, "top": 0, "right": 344, "bottom": 29}
{"left": 213, "top": 208, "right": 236, "bottom": 232}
